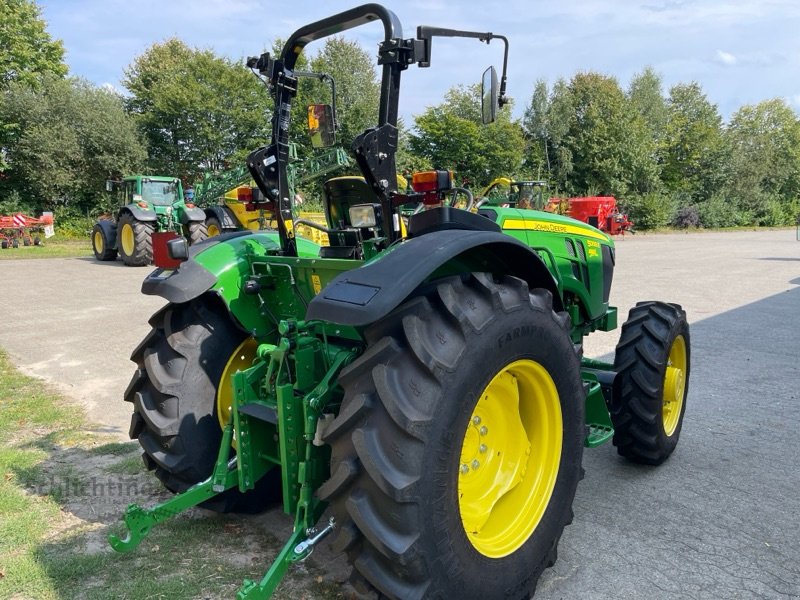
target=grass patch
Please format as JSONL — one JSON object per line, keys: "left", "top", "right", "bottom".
{"left": 0, "top": 349, "right": 345, "bottom": 599}
{"left": 104, "top": 454, "right": 143, "bottom": 476}
{"left": 0, "top": 238, "right": 91, "bottom": 260}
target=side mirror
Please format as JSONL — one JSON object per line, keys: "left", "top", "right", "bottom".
{"left": 307, "top": 104, "right": 336, "bottom": 148}
{"left": 481, "top": 66, "right": 499, "bottom": 124}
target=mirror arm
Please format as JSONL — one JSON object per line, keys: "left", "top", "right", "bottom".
{"left": 415, "top": 27, "right": 509, "bottom": 107}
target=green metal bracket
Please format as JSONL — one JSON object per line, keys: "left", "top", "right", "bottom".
{"left": 582, "top": 377, "right": 614, "bottom": 448}
{"left": 109, "top": 420, "right": 238, "bottom": 552}
{"left": 237, "top": 324, "right": 356, "bottom": 598}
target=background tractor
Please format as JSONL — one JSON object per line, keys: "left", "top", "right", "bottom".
{"left": 91, "top": 174, "right": 208, "bottom": 266}
{"left": 110, "top": 5, "right": 690, "bottom": 599}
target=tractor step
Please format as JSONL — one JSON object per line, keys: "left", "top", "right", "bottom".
{"left": 239, "top": 403, "right": 278, "bottom": 424}
{"left": 585, "top": 423, "right": 614, "bottom": 447}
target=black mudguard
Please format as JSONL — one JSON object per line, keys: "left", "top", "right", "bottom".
{"left": 122, "top": 204, "right": 157, "bottom": 221}
{"left": 141, "top": 261, "right": 218, "bottom": 304}
{"left": 204, "top": 205, "right": 240, "bottom": 230}
{"left": 180, "top": 206, "right": 207, "bottom": 223}
{"left": 306, "top": 229, "right": 561, "bottom": 327}
{"left": 140, "top": 231, "right": 267, "bottom": 304}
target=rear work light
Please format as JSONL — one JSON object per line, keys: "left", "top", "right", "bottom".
{"left": 349, "top": 204, "right": 381, "bottom": 228}
{"left": 411, "top": 170, "right": 453, "bottom": 205}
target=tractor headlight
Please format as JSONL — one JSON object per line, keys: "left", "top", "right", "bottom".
{"left": 349, "top": 204, "right": 380, "bottom": 228}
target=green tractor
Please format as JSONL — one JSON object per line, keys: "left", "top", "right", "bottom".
{"left": 91, "top": 175, "right": 208, "bottom": 266}
{"left": 110, "top": 5, "right": 691, "bottom": 599}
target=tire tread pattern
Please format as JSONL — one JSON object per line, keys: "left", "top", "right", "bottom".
{"left": 320, "top": 273, "right": 583, "bottom": 600}
{"left": 611, "top": 301, "right": 690, "bottom": 465}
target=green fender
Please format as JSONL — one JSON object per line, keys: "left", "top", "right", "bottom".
{"left": 141, "top": 231, "right": 322, "bottom": 336}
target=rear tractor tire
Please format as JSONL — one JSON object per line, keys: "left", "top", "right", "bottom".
{"left": 117, "top": 212, "right": 153, "bottom": 266}
{"left": 320, "top": 272, "right": 585, "bottom": 600}
{"left": 126, "top": 296, "right": 279, "bottom": 512}
{"left": 187, "top": 221, "right": 208, "bottom": 245}
{"left": 611, "top": 301, "right": 690, "bottom": 465}
{"left": 91, "top": 223, "right": 117, "bottom": 261}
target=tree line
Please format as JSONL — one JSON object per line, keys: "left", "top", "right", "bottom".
{"left": 2, "top": 0, "right": 799, "bottom": 230}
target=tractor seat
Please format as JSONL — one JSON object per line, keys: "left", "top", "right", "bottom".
{"left": 323, "top": 177, "right": 376, "bottom": 229}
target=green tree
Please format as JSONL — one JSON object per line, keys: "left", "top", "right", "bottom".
{"left": 306, "top": 37, "right": 380, "bottom": 153}
{"left": 627, "top": 67, "right": 667, "bottom": 141}
{"left": 660, "top": 82, "right": 726, "bottom": 202}
{"left": 522, "top": 79, "right": 552, "bottom": 176}
{"left": 723, "top": 99, "right": 800, "bottom": 224}
{"left": 410, "top": 84, "right": 525, "bottom": 187}
{"left": 0, "top": 75, "right": 145, "bottom": 214}
{"left": 545, "top": 72, "right": 658, "bottom": 198}
{"left": 123, "top": 39, "right": 271, "bottom": 181}
{"left": 0, "top": 0, "right": 67, "bottom": 88}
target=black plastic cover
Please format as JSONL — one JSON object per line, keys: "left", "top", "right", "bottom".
{"left": 141, "top": 259, "right": 218, "bottom": 304}
{"left": 407, "top": 206, "right": 501, "bottom": 237}
{"left": 306, "top": 229, "right": 560, "bottom": 326}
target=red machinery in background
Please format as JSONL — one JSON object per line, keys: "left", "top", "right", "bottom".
{"left": 549, "top": 196, "right": 633, "bottom": 235}
{"left": 0, "top": 213, "right": 55, "bottom": 248}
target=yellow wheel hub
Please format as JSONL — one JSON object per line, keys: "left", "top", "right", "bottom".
{"left": 93, "top": 230, "right": 104, "bottom": 253}
{"left": 207, "top": 222, "right": 221, "bottom": 237}
{"left": 458, "top": 359, "right": 562, "bottom": 558}
{"left": 662, "top": 335, "right": 687, "bottom": 436}
{"left": 216, "top": 338, "right": 259, "bottom": 432}
{"left": 120, "top": 223, "right": 135, "bottom": 256}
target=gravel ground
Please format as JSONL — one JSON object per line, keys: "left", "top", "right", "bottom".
{"left": 1, "top": 229, "right": 798, "bottom": 598}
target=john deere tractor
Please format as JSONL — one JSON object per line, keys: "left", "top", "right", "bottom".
{"left": 110, "top": 5, "right": 691, "bottom": 599}
{"left": 92, "top": 175, "right": 208, "bottom": 266}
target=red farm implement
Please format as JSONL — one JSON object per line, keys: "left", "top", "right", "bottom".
{"left": 0, "top": 213, "right": 54, "bottom": 249}
{"left": 548, "top": 196, "right": 633, "bottom": 236}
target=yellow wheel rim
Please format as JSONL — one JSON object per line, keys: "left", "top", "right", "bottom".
{"left": 207, "top": 222, "right": 221, "bottom": 237}
{"left": 216, "top": 338, "right": 259, "bottom": 431}
{"left": 662, "top": 335, "right": 687, "bottom": 436}
{"left": 93, "top": 230, "right": 104, "bottom": 254}
{"left": 120, "top": 223, "right": 135, "bottom": 256}
{"left": 459, "top": 359, "right": 562, "bottom": 558}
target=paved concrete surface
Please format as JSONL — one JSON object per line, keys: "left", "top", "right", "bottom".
{"left": 1, "top": 230, "right": 798, "bottom": 598}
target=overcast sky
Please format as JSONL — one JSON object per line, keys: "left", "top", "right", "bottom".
{"left": 40, "top": 0, "right": 800, "bottom": 124}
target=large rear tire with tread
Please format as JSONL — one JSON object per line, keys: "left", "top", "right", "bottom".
{"left": 91, "top": 223, "right": 117, "bottom": 261}
{"left": 319, "top": 272, "right": 585, "bottom": 600}
{"left": 611, "top": 301, "right": 690, "bottom": 465}
{"left": 187, "top": 221, "right": 208, "bottom": 245}
{"left": 125, "top": 296, "right": 279, "bottom": 512}
{"left": 117, "top": 212, "right": 153, "bottom": 266}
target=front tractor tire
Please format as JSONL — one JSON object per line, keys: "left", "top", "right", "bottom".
{"left": 117, "top": 212, "right": 154, "bottom": 266}
{"left": 91, "top": 223, "right": 117, "bottom": 261}
{"left": 125, "top": 297, "right": 277, "bottom": 512}
{"left": 611, "top": 301, "right": 690, "bottom": 465}
{"left": 320, "top": 273, "right": 585, "bottom": 600}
